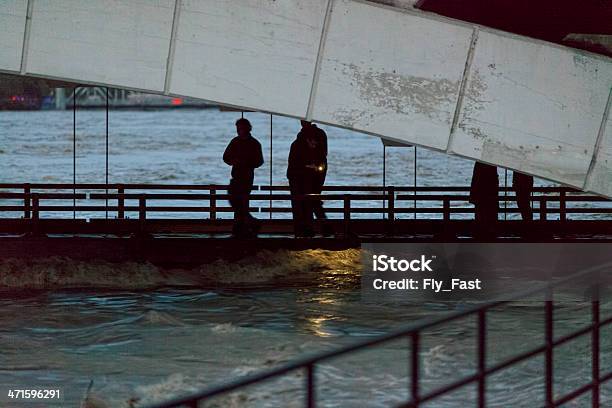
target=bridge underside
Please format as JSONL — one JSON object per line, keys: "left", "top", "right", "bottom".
{"left": 1, "top": 0, "right": 611, "bottom": 197}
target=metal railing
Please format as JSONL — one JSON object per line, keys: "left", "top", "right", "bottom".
{"left": 0, "top": 183, "right": 610, "bottom": 221}
{"left": 143, "top": 263, "right": 611, "bottom": 408}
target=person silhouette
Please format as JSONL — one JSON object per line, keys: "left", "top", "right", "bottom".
{"left": 298, "top": 121, "right": 328, "bottom": 222}
{"left": 512, "top": 171, "right": 534, "bottom": 221}
{"left": 287, "top": 123, "right": 323, "bottom": 237}
{"left": 223, "top": 118, "right": 263, "bottom": 237}
{"left": 469, "top": 162, "right": 499, "bottom": 239}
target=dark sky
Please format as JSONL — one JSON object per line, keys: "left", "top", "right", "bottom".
{"left": 417, "top": 0, "right": 611, "bottom": 47}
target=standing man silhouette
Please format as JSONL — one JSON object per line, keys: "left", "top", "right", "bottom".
{"left": 512, "top": 171, "right": 534, "bottom": 221}
{"left": 469, "top": 162, "right": 499, "bottom": 239}
{"left": 223, "top": 118, "right": 263, "bottom": 237}
{"left": 287, "top": 125, "right": 317, "bottom": 237}
{"left": 299, "top": 121, "right": 328, "bottom": 223}
{"left": 287, "top": 121, "right": 329, "bottom": 237}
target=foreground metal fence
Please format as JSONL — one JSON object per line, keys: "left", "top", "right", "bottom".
{"left": 143, "top": 263, "right": 611, "bottom": 408}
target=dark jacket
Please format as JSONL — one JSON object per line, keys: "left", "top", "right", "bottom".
{"left": 287, "top": 132, "right": 320, "bottom": 181}
{"left": 470, "top": 162, "right": 499, "bottom": 204}
{"left": 223, "top": 134, "right": 263, "bottom": 185}
{"left": 512, "top": 172, "right": 534, "bottom": 192}
{"left": 304, "top": 124, "right": 327, "bottom": 166}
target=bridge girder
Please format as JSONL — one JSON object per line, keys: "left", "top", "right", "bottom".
{"left": 1, "top": 0, "right": 611, "bottom": 197}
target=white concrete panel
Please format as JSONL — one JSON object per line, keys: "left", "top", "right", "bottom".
{"left": 0, "top": 0, "right": 27, "bottom": 72}
{"left": 451, "top": 30, "right": 612, "bottom": 188}
{"left": 170, "top": 0, "right": 328, "bottom": 117}
{"left": 586, "top": 99, "right": 612, "bottom": 196}
{"left": 26, "top": 0, "right": 174, "bottom": 91}
{"left": 2, "top": 0, "right": 611, "bottom": 197}
{"left": 311, "top": 0, "right": 473, "bottom": 150}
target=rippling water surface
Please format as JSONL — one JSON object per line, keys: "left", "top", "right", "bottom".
{"left": 0, "top": 250, "right": 610, "bottom": 408}
{"left": 1, "top": 109, "right": 473, "bottom": 187}
{"left": 1, "top": 284, "right": 610, "bottom": 407}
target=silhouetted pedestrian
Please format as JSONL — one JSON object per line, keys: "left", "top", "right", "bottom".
{"left": 294, "top": 121, "right": 333, "bottom": 236}
{"left": 299, "top": 121, "right": 328, "bottom": 220}
{"left": 223, "top": 118, "right": 263, "bottom": 237}
{"left": 287, "top": 124, "right": 323, "bottom": 237}
{"left": 469, "top": 162, "right": 499, "bottom": 239}
{"left": 513, "top": 171, "right": 533, "bottom": 221}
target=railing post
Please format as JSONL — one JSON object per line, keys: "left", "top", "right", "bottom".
{"left": 117, "top": 185, "right": 125, "bottom": 219}
{"left": 388, "top": 186, "right": 395, "bottom": 221}
{"left": 477, "top": 310, "right": 486, "bottom": 408}
{"left": 443, "top": 197, "right": 451, "bottom": 222}
{"left": 23, "top": 183, "right": 31, "bottom": 219}
{"left": 545, "top": 294, "right": 554, "bottom": 407}
{"left": 387, "top": 187, "right": 395, "bottom": 235}
{"left": 139, "top": 195, "right": 146, "bottom": 232}
{"left": 540, "top": 198, "right": 547, "bottom": 221}
{"left": 343, "top": 194, "right": 351, "bottom": 236}
{"left": 592, "top": 291, "right": 600, "bottom": 408}
{"left": 559, "top": 190, "right": 566, "bottom": 222}
{"left": 210, "top": 188, "right": 216, "bottom": 220}
{"left": 306, "top": 363, "right": 316, "bottom": 408}
{"left": 31, "top": 193, "right": 39, "bottom": 235}
{"left": 410, "top": 332, "right": 420, "bottom": 407}
{"left": 32, "top": 193, "right": 39, "bottom": 220}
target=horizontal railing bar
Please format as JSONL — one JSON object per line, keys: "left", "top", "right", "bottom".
{"left": 262, "top": 208, "right": 447, "bottom": 213}
{"left": 84, "top": 194, "right": 612, "bottom": 207}
{"left": 563, "top": 209, "right": 612, "bottom": 213}
{"left": 9, "top": 206, "right": 234, "bottom": 212}
{"left": 0, "top": 183, "right": 229, "bottom": 190}
{"left": 262, "top": 186, "right": 392, "bottom": 192}
{"left": 30, "top": 206, "right": 138, "bottom": 212}
{"left": 90, "top": 194, "right": 221, "bottom": 200}
{"left": 0, "top": 184, "right": 591, "bottom": 194}
{"left": 136, "top": 207, "right": 234, "bottom": 212}
{"left": 31, "top": 207, "right": 460, "bottom": 214}
{"left": 3, "top": 205, "right": 609, "bottom": 214}
{"left": 550, "top": 196, "right": 609, "bottom": 202}
{"left": 396, "top": 195, "right": 468, "bottom": 200}
{"left": 0, "top": 206, "right": 401, "bottom": 213}
{"left": 259, "top": 186, "right": 582, "bottom": 193}
{"left": 0, "top": 206, "right": 33, "bottom": 212}
{"left": 88, "top": 193, "right": 393, "bottom": 200}
{"left": 2, "top": 206, "right": 612, "bottom": 216}
{"left": 395, "top": 195, "right": 609, "bottom": 202}
{"left": 0, "top": 193, "right": 87, "bottom": 199}
{"left": 1, "top": 194, "right": 604, "bottom": 204}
